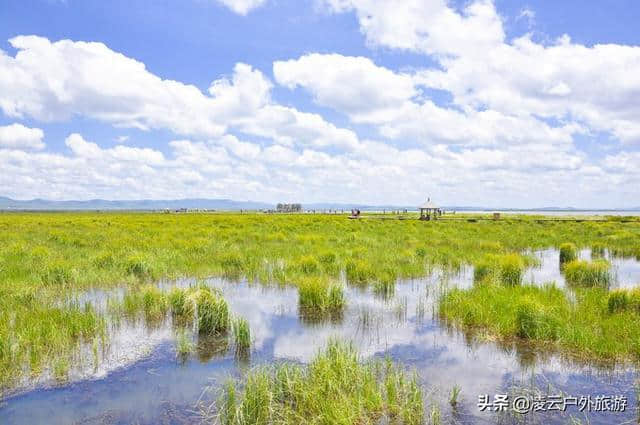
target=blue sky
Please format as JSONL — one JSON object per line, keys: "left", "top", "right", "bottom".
{"left": 1, "top": 0, "right": 639, "bottom": 207}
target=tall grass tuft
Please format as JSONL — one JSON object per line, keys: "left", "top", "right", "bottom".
{"left": 563, "top": 259, "right": 611, "bottom": 287}
{"left": 500, "top": 254, "right": 525, "bottom": 286}
{"left": 608, "top": 289, "right": 640, "bottom": 314}
{"left": 591, "top": 242, "right": 606, "bottom": 258}
{"left": 559, "top": 243, "right": 578, "bottom": 265}
{"left": 168, "top": 287, "right": 191, "bottom": 318}
{"left": 125, "top": 254, "right": 153, "bottom": 278}
{"left": 232, "top": 317, "right": 251, "bottom": 354}
{"left": 175, "top": 329, "right": 194, "bottom": 359}
{"left": 298, "top": 255, "right": 320, "bottom": 275}
{"left": 449, "top": 384, "right": 462, "bottom": 407}
{"left": 215, "top": 341, "right": 423, "bottom": 425}
{"left": 473, "top": 254, "right": 524, "bottom": 286}
{"left": 193, "top": 288, "right": 230, "bottom": 335}
{"left": 120, "top": 284, "right": 168, "bottom": 320}
{"left": 439, "top": 282, "right": 640, "bottom": 360}
{"left": 298, "top": 277, "right": 345, "bottom": 316}
{"left": 515, "top": 301, "right": 560, "bottom": 340}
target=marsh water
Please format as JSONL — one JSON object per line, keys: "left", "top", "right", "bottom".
{"left": 2, "top": 249, "right": 640, "bottom": 424}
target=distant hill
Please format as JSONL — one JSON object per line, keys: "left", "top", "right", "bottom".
{"left": 0, "top": 197, "right": 272, "bottom": 211}
{"left": 0, "top": 196, "right": 638, "bottom": 212}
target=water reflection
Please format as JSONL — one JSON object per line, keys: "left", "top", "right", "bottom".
{"left": 3, "top": 249, "right": 640, "bottom": 424}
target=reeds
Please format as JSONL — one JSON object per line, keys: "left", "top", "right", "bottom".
{"left": 607, "top": 289, "right": 640, "bottom": 314}
{"left": 563, "top": 259, "right": 611, "bottom": 287}
{"left": 515, "top": 301, "right": 560, "bottom": 340}
{"left": 559, "top": 242, "right": 577, "bottom": 265}
{"left": 591, "top": 242, "right": 606, "bottom": 258}
{"left": 232, "top": 317, "right": 251, "bottom": 354}
{"left": 449, "top": 384, "right": 461, "bottom": 407}
{"left": 298, "top": 277, "right": 345, "bottom": 316}
{"left": 473, "top": 253, "right": 524, "bottom": 286}
{"left": 125, "top": 254, "right": 153, "bottom": 278}
{"left": 175, "top": 329, "right": 194, "bottom": 358}
{"left": 500, "top": 254, "right": 525, "bottom": 286}
{"left": 439, "top": 282, "right": 640, "bottom": 360}
{"left": 214, "top": 341, "right": 424, "bottom": 425}
{"left": 194, "top": 287, "right": 230, "bottom": 335}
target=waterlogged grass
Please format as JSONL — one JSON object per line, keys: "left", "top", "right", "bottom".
{"left": 563, "top": 259, "right": 611, "bottom": 287}
{"left": 607, "top": 289, "right": 640, "bottom": 314}
{"left": 2, "top": 212, "right": 640, "bottom": 390}
{"left": 473, "top": 253, "right": 525, "bottom": 286}
{"left": 0, "top": 298, "right": 105, "bottom": 387}
{"left": 110, "top": 285, "right": 231, "bottom": 335}
{"left": 559, "top": 242, "right": 578, "bottom": 265}
{"left": 439, "top": 283, "right": 640, "bottom": 361}
{"left": 232, "top": 318, "right": 251, "bottom": 355}
{"left": 110, "top": 284, "right": 250, "bottom": 361}
{"left": 195, "top": 288, "right": 231, "bottom": 336}
{"left": 213, "top": 341, "right": 424, "bottom": 425}
{"left": 298, "top": 277, "right": 346, "bottom": 317}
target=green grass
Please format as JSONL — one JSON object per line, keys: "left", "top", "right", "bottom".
{"left": 439, "top": 282, "right": 640, "bottom": 361}
{"left": 2, "top": 212, "right": 640, "bottom": 391}
{"left": 175, "top": 329, "right": 194, "bottom": 358}
{"left": 118, "top": 284, "right": 169, "bottom": 321}
{"left": 214, "top": 341, "right": 423, "bottom": 425}
{"left": 449, "top": 385, "right": 461, "bottom": 407}
{"left": 232, "top": 317, "right": 251, "bottom": 355}
{"left": 607, "top": 289, "right": 640, "bottom": 314}
{"left": 193, "top": 287, "right": 230, "bottom": 336}
{"left": 563, "top": 259, "right": 611, "bottom": 287}
{"left": 298, "top": 277, "right": 346, "bottom": 317}
{"left": 473, "top": 253, "right": 524, "bottom": 286}
{"left": 559, "top": 242, "right": 578, "bottom": 264}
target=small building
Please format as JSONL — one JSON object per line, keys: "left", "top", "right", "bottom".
{"left": 276, "top": 203, "right": 302, "bottom": 213}
{"left": 419, "top": 198, "right": 442, "bottom": 220}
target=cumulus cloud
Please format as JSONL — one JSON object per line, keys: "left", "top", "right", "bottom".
{"left": 321, "top": 0, "right": 640, "bottom": 144}
{"left": 0, "top": 129, "right": 621, "bottom": 207}
{"left": 0, "top": 36, "right": 358, "bottom": 152}
{"left": 215, "top": 0, "right": 267, "bottom": 15}
{"left": 274, "top": 54, "right": 416, "bottom": 116}
{"left": 1, "top": 1, "right": 639, "bottom": 208}
{"left": 321, "top": 0, "right": 505, "bottom": 57}
{"left": 0, "top": 123, "right": 45, "bottom": 150}
{"left": 273, "top": 53, "right": 583, "bottom": 148}
{"left": 0, "top": 36, "right": 279, "bottom": 138}
{"left": 65, "top": 133, "right": 165, "bottom": 165}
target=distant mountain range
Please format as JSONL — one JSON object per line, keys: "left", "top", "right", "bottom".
{"left": 0, "top": 196, "right": 638, "bottom": 212}
{"left": 0, "top": 197, "right": 271, "bottom": 211}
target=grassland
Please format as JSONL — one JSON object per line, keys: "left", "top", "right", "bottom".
{"left": 212, "top": 341, "right": 423, "bottom": 425}
{"left": 439, "top": 283, "right": 640, "bottom": 360}
{"left": 1, "top": 212, "right": 640, "bottom": 391}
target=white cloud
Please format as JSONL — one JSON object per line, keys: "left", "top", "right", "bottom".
{"left": 1, "top": 17, "right": 639, "bottom": 207}
{"left": 215, "top": 0, "right": 267, "bottom": 15}
{"left": 273, "top": 53, "right": 582, "bottom": 148}
{"left": 321, "top": 0, "right": 504, "bottom": 57}
{"left": 274, "top": 54, "right": 416, "bottom": 116}
{"left": 323, "top": 0, "right": 640, "bottom": 144}
{"left": 0, "top": 123, "right": 45, "bottom": 150}
{"left": 65, "top": 133, "right": 166, "bottom": 165}
{"left": 0, "top": 36, "right": 270, "bottom": 138}
{"left": 239, "top": 105, "right": 360, "bottom": 150}
{"left": 0, "top": 129, "right": 631, "bottom": 207}
{"left": 0, "top": 36, "right": 357, "bottom": 152}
